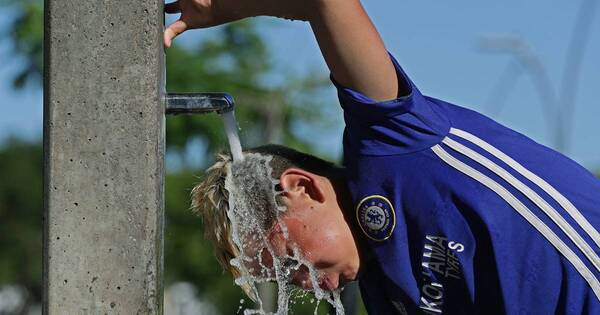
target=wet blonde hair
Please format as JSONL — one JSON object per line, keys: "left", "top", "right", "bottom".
{"left": 191, "top": 145, "right": 341, "bottom": 299}
{"left": 191, "top": 153, "right": 237, "bottom": 272}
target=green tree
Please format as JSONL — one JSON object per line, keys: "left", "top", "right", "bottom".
{"left": 0, "top": 0, "right": 43, "bottom": 88}
{"left": 165, "top": 21, "right": 333, "bottom": 160}
{"left": 0, "top": 139, "right": 43, "bottom": 308}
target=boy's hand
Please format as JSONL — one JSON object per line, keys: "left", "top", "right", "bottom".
{"left": 164, "top": 0, "right": 312, "bottom": 47}
{"left": 165, "top": 0, "right": 399, "bottom": 101}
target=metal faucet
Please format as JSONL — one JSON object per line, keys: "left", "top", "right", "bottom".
{"left": 165, "top": 92, "right": 235, "bottom": 115}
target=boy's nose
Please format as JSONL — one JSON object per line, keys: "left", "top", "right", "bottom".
{"left": 318, "top": 275, "right": 339, "bottom": 291}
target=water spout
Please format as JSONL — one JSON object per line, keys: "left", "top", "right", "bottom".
{"left": 165, "top": 92, "right": 243, "bottom": 161}
{"left": 165, "top": 92, "right": 234, "bottom": 115}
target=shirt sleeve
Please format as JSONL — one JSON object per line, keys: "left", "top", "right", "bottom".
{"left": 331, "top": 53, "right": 450, "bottom": 156}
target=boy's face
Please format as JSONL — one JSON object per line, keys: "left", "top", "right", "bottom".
{"left": 246, "top": 168, "right": 360, "bottom": 291}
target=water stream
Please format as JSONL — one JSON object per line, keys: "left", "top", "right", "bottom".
{"left": 221, "top": 111, "right": 244, "bottom": 162}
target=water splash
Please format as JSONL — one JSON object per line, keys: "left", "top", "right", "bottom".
{"left": 224, "top": 153, "right": 345, "bottom": 315}
{"left": 221, "top": 111, "right": 244, "bottom": 162}
{"left": 219, "top": 110, "right": 343, "bottom": 314}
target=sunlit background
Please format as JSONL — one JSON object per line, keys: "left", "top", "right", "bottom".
{"left": 0, "top": 0, "right": 598, "bottom": 314}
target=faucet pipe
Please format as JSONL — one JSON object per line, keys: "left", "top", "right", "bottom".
{"left": 165, "top": 92, "right": 235, "bottom": 115}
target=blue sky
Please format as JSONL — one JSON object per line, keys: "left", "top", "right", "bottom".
{"left": 1, "top": 1, "right": 599, "bottom": 170}
{"left": 0, "top": 7, "right": 43, "bottom": 143}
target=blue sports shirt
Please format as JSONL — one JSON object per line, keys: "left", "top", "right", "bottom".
{"left": 333, "top": 54, "right": 600, "bottom": 314}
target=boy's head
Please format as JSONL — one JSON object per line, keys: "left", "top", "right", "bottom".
{"left": 191, "top": 145, "right": 360, "bottom": 298}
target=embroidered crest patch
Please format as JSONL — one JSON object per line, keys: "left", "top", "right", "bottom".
{"left": 356, "top": 195, "right": 396, "bottom": 241}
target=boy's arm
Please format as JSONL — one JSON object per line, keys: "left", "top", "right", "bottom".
{"left": 164, "top": 0, "right": 403, "bottom": 101}
{"left": 309, "top": 0, "right": 403, "bottom": 101}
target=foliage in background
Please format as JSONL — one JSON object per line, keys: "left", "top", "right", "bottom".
{"left": 165, "top": 21, "right": 333, "bottom": 159}
{"left": 0, "top": 0, "right": 43, "bottom": 88}
{"left": 0, "top": 139, "right": 42, "bottom": 308}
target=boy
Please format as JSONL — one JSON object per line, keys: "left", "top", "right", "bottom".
{"left": 165, "top": 0, "right": 600, "bottom": 313}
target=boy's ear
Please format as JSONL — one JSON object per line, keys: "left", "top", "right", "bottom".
{"left": 279, "top": 168, "right": 325, "bottom": 203}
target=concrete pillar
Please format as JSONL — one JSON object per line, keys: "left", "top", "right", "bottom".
{"left": 43, "top": 0, "right": 164, "bottom": 313}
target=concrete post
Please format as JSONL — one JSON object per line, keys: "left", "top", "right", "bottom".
{"left": 43, "top": 0, "right": 164, "bottom": 313}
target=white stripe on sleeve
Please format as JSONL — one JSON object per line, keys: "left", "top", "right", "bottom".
{"left": 449, "top": 127, "right": 600, "bottom": 249}
{"left": 443, "top": 136, "right": 600, "bottom": 272}
{"left": 431, "top": 144, "right": 600, "bottom": 299}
